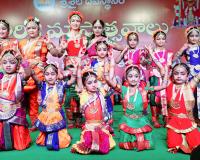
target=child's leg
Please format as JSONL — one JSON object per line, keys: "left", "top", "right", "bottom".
{"left": 167, "top": 128, "right": 183, "bottom": 152}
{"left": 149, "top": 76, "right": 161, "bottom": 128}
{"left": 119, "top": 142, "right": 136, "bottom": 150}
{"left": 144, "top": 131, "right": 154, "bottom": 150}
{"left": 29, "top": 89, "right": 39, "bottom": 131}
{"left": 36, "top": 132, "right": 46, "bottom": 146}
{"left": 186, "top": 128, "right": 200, "bottom": 150}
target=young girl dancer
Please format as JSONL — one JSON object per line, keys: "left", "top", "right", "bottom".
{"left": 115, "top": 31, "right": 150, "bottom": 84}
{"left": 60, "top": 11, "right": 87, "bottom": 128}
{"left": 19, "top": 16, "right": 55, "bottom": 131}
{"left": 32, "top": 64, "right": 74, "bottom": 150}
{"left": 166, "top": 63, "right": 200, "bottom": 154}
{"left": 71, "top": 63, "right": 115, "bottom": 154}
{"left": 148, "top": 29, "right": 174, "bottom": 128}
{"left": 90, "top": 41, "right": 114, "bottom": 122}
{"left": 0, "top": 50, "right": 31, "bottom": 150}
{"left": 105, "top": 56, "right": 168, "bottom": 151}
{"left": 87, "top": 19, "right": 123, "bottom": 57}
{"left": 175, "top": 26, "right": 200, "bottom": 126}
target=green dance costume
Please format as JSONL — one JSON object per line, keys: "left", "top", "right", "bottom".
{"left": 118, "top": 86, "right": 154, "bottom": 151}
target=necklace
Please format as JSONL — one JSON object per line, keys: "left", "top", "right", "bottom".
{"left": 155, "top": 49, "right": 166, "bottom": 63}
{"left": 87, "top": 92, "right": 98, "bottom": 114}
{"left": 170, "top": 84, "right": 184, "bottom": 109}
{"left": 126, "top": 87, "right": 138, "bottom": 110}
{"left": 190, "top": 46, "right": 199, "bottom": 59}
{"left": 125, "top": 49, "right": 136, "bottom": 64}
{"left": 73, "top": 33, "right": 81, "bottom": 48}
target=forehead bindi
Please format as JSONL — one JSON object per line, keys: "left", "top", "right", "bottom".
{"left": 127, "top": 69, "right": 140, "bottom": 76}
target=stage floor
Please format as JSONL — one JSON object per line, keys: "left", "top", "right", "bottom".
{"left": 1, "top": 105, "right": 192, "bottom": 160}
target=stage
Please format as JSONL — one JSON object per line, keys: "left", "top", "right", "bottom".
{"left": 1, "top": 105, "right": 191, "bottom": 160}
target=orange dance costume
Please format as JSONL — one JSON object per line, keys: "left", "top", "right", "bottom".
{"left": 0, "top": 73, "right": 31, "bottom": 150}
{"left": 19, "top": 37, "right": 48, "bottom": 126}
{"left": 166, "top": 82, "right": 200, "bottom": 153}
{"left": 35, "top": 81, "right": 71, "bottom": 150}
{"left": 71, "top": 91, "right": 116, "bottom": 154}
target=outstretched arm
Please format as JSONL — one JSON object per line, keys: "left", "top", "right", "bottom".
{"left": 76, "top": 63, "right": 84, "bottom": 92}
{"left": 106, "top": 38, "right": 124, "bottom": 51}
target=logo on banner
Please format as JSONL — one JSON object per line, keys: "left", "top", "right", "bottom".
{"left": 33, "top": 0, "right": 56, "bottom": 11}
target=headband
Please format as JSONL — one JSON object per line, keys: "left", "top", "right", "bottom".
{"left": 24, "top": 16, "right": 40, "bottom": 26}
{"left": 185, "top": 26, "right": 200, "bottom": 37}
{"left": 125, "top": 31, "right": 139, "bottom": 40}
{"left": 152, "top": 29, "right": 166, "bottom": 39}
{"left": 68, "top": 11, "right": 83, "bottom": 23}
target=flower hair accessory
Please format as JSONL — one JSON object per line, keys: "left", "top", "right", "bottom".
{"left": 68, "top": 11, "right": 83, "bottom": 23}
{"left": 185, "top": 26, "right": 200, "bottom": 37}
{"left": 24, "top": 16, "right": 40, "bottom": 26}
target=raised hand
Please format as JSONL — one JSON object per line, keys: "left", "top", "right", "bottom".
{"left": 78, "top": 47, "right": 86, "bottom": 58}
{"left": 60, "top": 39, "right": 68, "bottom": 50}
{"left": 145, "top": 44, "right": 154, "bottom": 56}
{"left": 44, "top": 33, "right": 51, "bottom": 44}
